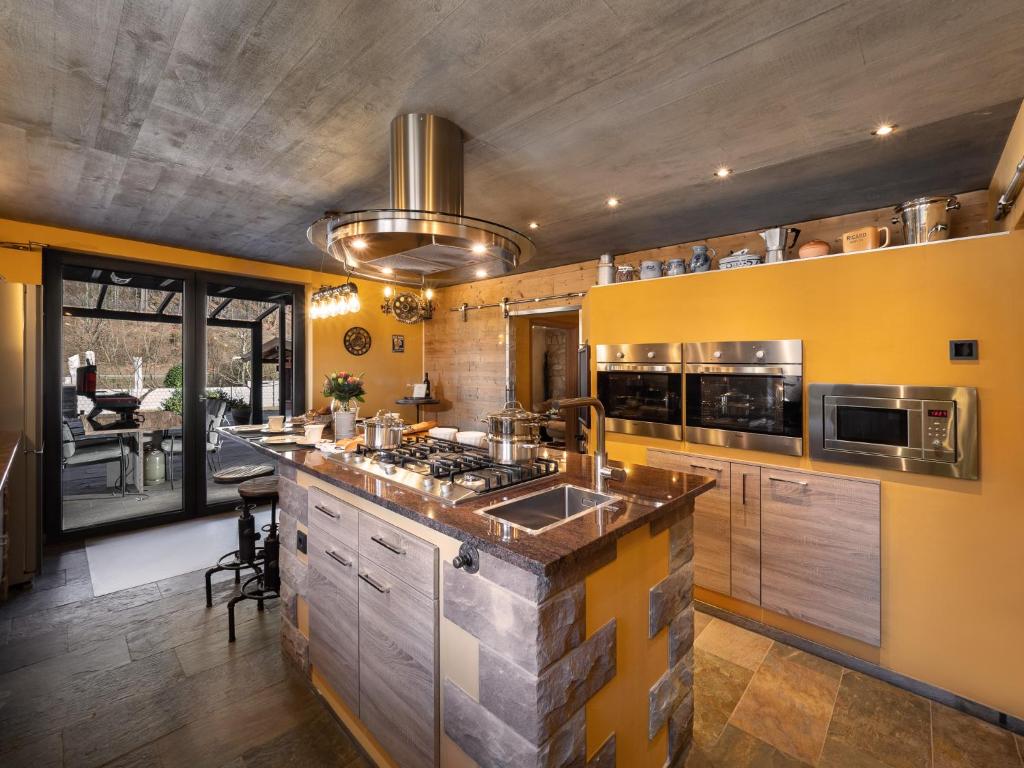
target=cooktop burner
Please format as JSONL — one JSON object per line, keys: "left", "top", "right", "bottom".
{"left": 335, "top": 436, "right": 560, "bottom": 504}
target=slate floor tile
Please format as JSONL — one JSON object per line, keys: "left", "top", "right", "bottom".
{"left": 685, "top": 723, "right": 812, "bottom": 767}
{"left": 694, "top": 610, "right": 712, "bottom": 638}
{"left": 932, "top": 702, "right": 1022, "bottom": 768}
{"left": 728, "top": 642, "right": 840, "bottom": 763}
{"left": 692, "top": 647, "right": 755, "bottom": 748}
{"left": 694, "top": 618, "right": 772, "bottom": 671}
{"left": 824, "top": 670, "right": 931, "bottom": 768}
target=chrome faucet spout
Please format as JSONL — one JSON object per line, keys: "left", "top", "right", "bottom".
{"left": 547, "top": 397, "right": 624, "bottom": 492}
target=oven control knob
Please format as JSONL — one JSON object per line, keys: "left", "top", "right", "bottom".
{"left": 422, "top": 477, "right": 434, "bottom": 489}
{"left": 932, "top": 439, "right": 943, "bottom": 448}
{"left": 647, "top": 351, "right": 655, "bottom": 359}
{"left": 383, "top": 464, "right": 397, "bottom": 475}
{"left": 712, "top": 350, "right": 722, "bottom": 359}
{"left": 754, "top": 350, "right": 765, "bottom": 360}
{"left": 440, "top": 481, "right": 454, "bottom": 497}
{"left": 615, "top": 351, "right": 625, "bottom": 359}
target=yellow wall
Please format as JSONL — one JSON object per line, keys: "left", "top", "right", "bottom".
{"left": 587, "top": 231, "right": 1024, "bottom": 719}
{"left": 311, "top": 279, "right": 424, "bottom": 423}
{"left": 990, "top": 100, "right": 1024, "bottom": 232}
{"left": 0, "top": 218, "right": 424, "bottom": 414}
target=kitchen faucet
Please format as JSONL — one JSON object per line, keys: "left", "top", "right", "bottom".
{"left": 546, "top": 397, "right": 626, "bottom": 493}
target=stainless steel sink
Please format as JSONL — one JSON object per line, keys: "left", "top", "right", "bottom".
{"left": 475, "top": 484, "right": 619, "bottom": 535}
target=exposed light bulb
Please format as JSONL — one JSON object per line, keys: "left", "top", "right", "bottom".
{"left": 351, "top": 238, "right": 368, "bottom": 249}
{"left": 384, "top": 285, "right": 393, "bottom": 298}
{"left": 714, "top": 167, "right": 731, "bottom": 178}
{"left": 425, "top": 288, "right": 434, "bottom": 300}
{"left": 606, "top": 197, "right": 620, "bottom": 208}
{"left": 872, "top": 123, "right": 896, "bottom": 136}
{"left": 471, "top": 243, "right": 487, "bottom": 254}
{"left": 347, "top": 293, "right": 360, "bottom": 312}
{"left": 310, "top": 301, "right": 320, "bottom": 319}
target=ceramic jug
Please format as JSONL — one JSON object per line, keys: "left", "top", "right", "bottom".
{"left": 690, "top": 244, "right": 716, "bottom": 273}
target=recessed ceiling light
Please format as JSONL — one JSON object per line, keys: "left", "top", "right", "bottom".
{"left": 351, "top": 237, "right": 368, "bottom": 249}
{"left": 606, "top": 197, "right": 620, "bottom": 208}
{"left": 470, "top": 243, "right": 487, "bottom": 254}
{"left": 872, "top": 123, "right": 896, "bottom": 136}
{"left": 475, "top": 268, "right": 487, "bottom": 279}
{"left": 714, "top": 167, "right": 732, "bottom": 178}
{"left": 381, "top": 267, "right": 394, "bottom": 275}
{"left": 528, "top": 221, "right": 539, "bottom": 230}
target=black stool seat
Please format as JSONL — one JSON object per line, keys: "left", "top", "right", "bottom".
{"left": 237, "top": 476, "right": 279, "bottom": 502}
{"left": 212, "top": 463, "right": 275, "bottom": 484}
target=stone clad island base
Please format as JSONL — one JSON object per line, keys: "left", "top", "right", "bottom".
{"left": 272, "top": 456, "right": 700, "bottom": 768}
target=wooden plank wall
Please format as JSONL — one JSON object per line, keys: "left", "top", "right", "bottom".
{"left": 424, "top": 190, "right": 989, "bottom": 429}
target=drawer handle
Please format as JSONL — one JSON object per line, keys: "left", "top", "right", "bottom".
{"left": 370, "top": 534, "right": 405, "bottom": 556}
{"left": 326, "top": 550, "right": 352, "bottom": 568}
{"left": 359, "top": 572, "right": 390, "bottom": 594}
{"left": 768, "top": 476, "right": 808, "bottom": 487}
{"left": 314, "top": 504, "right": 338, "bottom": 519}
{"left": 689, "top": 463, "right": 722, "bottom": 472}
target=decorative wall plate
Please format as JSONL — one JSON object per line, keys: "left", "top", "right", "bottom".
{"left": 343, "top": 326, "right": 372, "bottom": 356}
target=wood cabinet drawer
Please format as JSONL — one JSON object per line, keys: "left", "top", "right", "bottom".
{"left": 729, "top": 463, "right": 761, "bottom": 605}
{"left": 648, "top": 449, "right": 731, "bottom": 595}
{"left": 358, "top": 561, "right": 439, "bottom": 768}
{"left": 760, "top": 469, "right": 880, "bottom": 645}
{"left": 308, "top": 487, "right": 359, "bottom": 550}
{"left": 359, "top": 512, "right": 438, "bottom": 598}
{"left": 308, "top": 528, "right": 359, "bottom": 712}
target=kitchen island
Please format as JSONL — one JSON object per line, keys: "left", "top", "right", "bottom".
{"left": 219, "top": 428, "right": 713, "bottom": 768}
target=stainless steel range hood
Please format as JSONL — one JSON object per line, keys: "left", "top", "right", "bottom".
{"left": 307, "top": 114, "right": 535, "bottom": 287}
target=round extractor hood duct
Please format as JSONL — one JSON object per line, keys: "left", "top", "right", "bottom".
{"left": 307, "top": 114, "right": 536, "bottom": 287}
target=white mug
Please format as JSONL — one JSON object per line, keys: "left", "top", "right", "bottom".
{"left": 267, "top": 415, "right": 286, "bottom": 431}
{"left": 639, "top": 260, "right": 664, "bottom": 279}
{"left": 304, "top": 423, "right": 326, "bottom": 442}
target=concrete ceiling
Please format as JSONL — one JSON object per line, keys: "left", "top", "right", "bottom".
{"left": 1, "top": 0, "right": 1022, "bottom": 280}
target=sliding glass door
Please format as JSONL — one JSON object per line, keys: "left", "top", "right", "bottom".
{"left": 43, "top": 250, "right": 305, "bottom": 539}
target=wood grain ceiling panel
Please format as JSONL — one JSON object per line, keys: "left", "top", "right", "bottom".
{"left": 0, "top": 0, "right": 1021, "bottom": 279}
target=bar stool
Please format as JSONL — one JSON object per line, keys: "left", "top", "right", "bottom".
{"left": 226, "top": 475, "right": 280, "bottom": 642}
{"left": 204, "top": 463, "right": 276, "bottom": 608}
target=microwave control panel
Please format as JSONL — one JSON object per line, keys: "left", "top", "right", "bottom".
{"left": 922, "top": 399, "right": 956, "bottom": 460}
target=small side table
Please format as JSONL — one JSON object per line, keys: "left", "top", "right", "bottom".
{"left": 395, "top": 397, "right": 440, "bottom": 423}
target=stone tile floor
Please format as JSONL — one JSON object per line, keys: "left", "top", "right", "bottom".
{"left": 1, "top": 543, "right": 1020, "bottom": 767}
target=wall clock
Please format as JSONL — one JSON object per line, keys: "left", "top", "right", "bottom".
{"left": 343, "top": 326, "right": 372, "bottom": 356}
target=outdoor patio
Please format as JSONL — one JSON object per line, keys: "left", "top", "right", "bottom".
{"left": 61, "top": 433, "right": 267, "bottom": 530}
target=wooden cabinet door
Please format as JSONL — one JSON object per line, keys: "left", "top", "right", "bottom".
{"left": 358, "top": 559, "right": 439, "bottom": 768}
{"left": 647, "top": 449, "right": 731, "bottom": 594}
{"left": 760, "top": 469, "right": 881, "bottom": 646}
{"left": 308, "top": 528, "right": 360, "bottom": 712}
{"left": 729, "top": 464, "right": 761, "bottom": 605}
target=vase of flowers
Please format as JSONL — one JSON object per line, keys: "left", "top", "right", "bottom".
{"left": 323, "top": 371, "right": 365, "bottom": 438}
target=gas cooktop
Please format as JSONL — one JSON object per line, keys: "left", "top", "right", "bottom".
{"left": 326, "top": 436, "right": 560, "bottom": 505}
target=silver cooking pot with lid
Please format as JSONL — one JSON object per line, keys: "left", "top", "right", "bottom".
{"left": 892, "top": 195, "right": 960, "bottom": 244}
{"left": 361, "top": 410, "right": 405, "bottom": 450}
{"left": 481, "top": 401, "right": 543, "bottom": 465}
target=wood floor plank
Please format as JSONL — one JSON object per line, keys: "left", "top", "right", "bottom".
{"left": 0, "top": 731, "right": 62, "bottom": 768}
{"left": 0, "top": 625, "right": 69, "bottom": 674}
{"left": 238, "top": 708, "right": 366, "bottom": 768}
{"left": 172, "top": 611, "right": 279, "bottom": 677}
{"left": 0, "top": 577, "right": 95, "bottom": 620}
{"left": 7, "top": 582, "right": 162, "bottom": 642}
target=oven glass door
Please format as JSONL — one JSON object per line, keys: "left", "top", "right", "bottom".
{"left": 597, "top": 371, "right": 682, "bottom": 425}
{"left": 685, "top": 373, "right": 802, "bottom": 437}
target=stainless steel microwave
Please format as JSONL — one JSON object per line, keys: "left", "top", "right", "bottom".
{"left": 809, "top": 383, "right": 978, "bottom": 479}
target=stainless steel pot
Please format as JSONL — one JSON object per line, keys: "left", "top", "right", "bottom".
{"left": 361, "top": 410, "right": 404, "bottom": 450}
{"left": 481, "top": 401, "right": 542, "bottom": 465}
{"left": 892, "top": 196, "right": 960, "bottom": 244}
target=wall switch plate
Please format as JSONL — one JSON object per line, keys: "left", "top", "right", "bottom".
{"left": 949, "top": 339, "right": 978, "bottom": 360}
{"left": 296, "top": 530, "right": 307, "bottom": 554}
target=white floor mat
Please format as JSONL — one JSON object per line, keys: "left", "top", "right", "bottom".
{"left": 85, "top": 507, "right": 272, "bottom": 596}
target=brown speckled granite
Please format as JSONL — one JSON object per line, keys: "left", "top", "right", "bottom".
{"left": 218, "top": 428, "right": 713, "bottom": 577}
{"left": 0, "top": 431, "right": 22, "bottom": 492}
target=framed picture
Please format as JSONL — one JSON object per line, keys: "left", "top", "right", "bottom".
{"left": 392, "top": 334, "right": 405, "bottom": 353}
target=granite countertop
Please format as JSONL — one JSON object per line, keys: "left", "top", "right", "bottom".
{"left": 0, "top": 431, "right": 22, "bottom": 492}
{"left": 218, "top": 428, "right": 714, "bottom": 577}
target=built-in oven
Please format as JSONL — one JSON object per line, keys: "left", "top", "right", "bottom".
{"left": 684, "top": 340, "right": 803, "bottom": 456}
{"left": 809, "top": 383, "right": 978, "bottom": 479}
{"left": 596, "top": 344, "right": 683, "bottom": 440}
